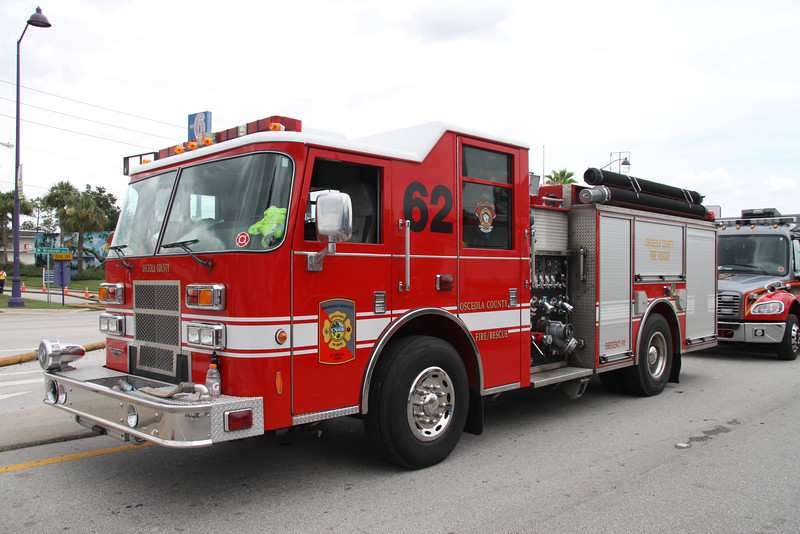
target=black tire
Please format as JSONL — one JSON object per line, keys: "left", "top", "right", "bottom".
{"left": 623, "top": 314, "right": 673, "bottom": 397}
{"left": 598, "top": 368, "right": 629, "bottom": 394}
{"left": 776, "top": 315, "right": 800, "bottom": 361}
{"left": 364, "top": 335, "right": 468, "bottom": 469}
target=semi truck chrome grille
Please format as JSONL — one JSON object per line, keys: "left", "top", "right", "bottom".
{"left": 716, "top": 292, "right": 741, "bottom": 318}
{"left": 133, "top": 281, "right": 182, "bottom": 378}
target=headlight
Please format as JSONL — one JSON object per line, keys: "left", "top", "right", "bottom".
{"left": 126, "top": 404, "right": 139, "bottom": 428}
{"left": 186, "top": 283, "right": 226, "bottom": 310}
{"left": 186, "top": 322, "right": 226, "bottom": 350}
{"left": 98, "top": 283, "right": 125, "bottom": 305}
{"left": 99, "top": 313, "right": 126, "bottom": 335}
{"left": 751, "top": 300, "right": 784, "bottom": 315}
{"left": 44, "top": 378, "right": 58, "bottom": 404}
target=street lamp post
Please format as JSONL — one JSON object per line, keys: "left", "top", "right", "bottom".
{"left": 9, "top": 7, "right": 51, "bottom": 308}
{"left": 606, "top": 151, "right": 631, "bottom": 174}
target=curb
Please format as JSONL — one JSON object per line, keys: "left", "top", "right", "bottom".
{"left": 0, "top": 342, "right": 106, "bottom": 368}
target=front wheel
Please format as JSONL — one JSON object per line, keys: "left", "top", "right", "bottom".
{"left": 624, "top": 314, "right": 673, "bottom": 396}
{"left": 364, "top": 335, "right": 468, "bottom": 469}
{"left": 776, "top": 315, "right": 800, "bottom": 361}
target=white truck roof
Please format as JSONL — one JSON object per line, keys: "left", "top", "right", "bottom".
{"left": 130, "top": 121, "right": 529, "bottom": 175}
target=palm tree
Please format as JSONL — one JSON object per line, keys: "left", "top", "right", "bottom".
{"left": 60, "top": 191, "right": 107, "bottom": 275}
{"left": 545, "top": 169, "right": 577, "bottom": 185}
{"left": 42, "top": 181, "right": 79, "bottom": 246}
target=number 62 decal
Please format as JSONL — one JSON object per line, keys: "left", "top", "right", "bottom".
{"left": 402, "top": 182, "right": 454, "bottom": 234}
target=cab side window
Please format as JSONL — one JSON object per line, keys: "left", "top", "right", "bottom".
{"left": 461, "top": 145, "right": 512, "bottom": 250}
{"left": 305, "top": 159, "right": 381, "bottom": 244}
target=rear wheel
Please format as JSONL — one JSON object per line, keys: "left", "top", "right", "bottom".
{"left": 364, "top": 335, "right": 468, "bottom": 469}
{"left": 624, "top": 314, "right": 673, "bottom": 396}
{"left": 776, "top": 315, "right": 800, "bottom": 361}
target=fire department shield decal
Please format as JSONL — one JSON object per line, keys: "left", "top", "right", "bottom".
{"left": 319, "top": 298, "right": 356, "bottom": 364}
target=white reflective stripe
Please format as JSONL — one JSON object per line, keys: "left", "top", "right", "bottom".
{"left": 459, "top": 308, "right": 522, "bottom": 331}
{"left": 291, "top": 316, "right": 391, "bottom": 350}
{"left": 292, "top": 321, "right": 317, "bottom": 349}
{"left": 223, "top": 323, "right": 291, "bottom": 351}
{"left": 182, "top": 313, "right": 293, "bottom": 323}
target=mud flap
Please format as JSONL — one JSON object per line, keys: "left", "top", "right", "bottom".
{"left": 669, "top": 352, "right": 681, "bottom": 383}
{"left": 464, "top": 388, "right": 483, "bottom": 435}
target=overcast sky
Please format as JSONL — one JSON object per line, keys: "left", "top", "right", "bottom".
{"left": 1, "top": 0, "right": 798, "bottom": 219}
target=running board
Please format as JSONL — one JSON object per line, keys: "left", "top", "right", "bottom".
{"left": 531, "top": 366, "right": 593, "bottom": 388}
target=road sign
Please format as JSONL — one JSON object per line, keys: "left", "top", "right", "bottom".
{"left": 53, "top": 260, "right": 71, "bottom": 287}
{"left": 53, "top": 253, "right": 73, "bottom": 260}
{"left": 36, "top": 247, "right": 68, "bottom": 254}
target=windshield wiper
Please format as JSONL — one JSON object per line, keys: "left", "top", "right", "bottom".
{"left": 162, "top": 239, "right": 214, "bottom": 275}
{"left": 108, "top": 245, "right": 134, "bottom": 271}
{"left": 720, "top": 263, "right": 768, "bottom": 274}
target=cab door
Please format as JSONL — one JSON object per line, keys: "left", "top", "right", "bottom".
{"left": 457, "top": 139, "right": 527, "bottom": 390}
{"left": 290, "top": 149, "right": 391, "bottom": 417}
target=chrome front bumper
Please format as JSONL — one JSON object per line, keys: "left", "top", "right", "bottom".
{"left": 718, "top": 321, "right": 786, "bottom": 344}
{"left": 42, "top": 366, "right": 263, "bottom": 448}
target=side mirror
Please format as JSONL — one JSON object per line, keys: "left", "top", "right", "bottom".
{"left": 316, "top": 192, "right": 352, "bottom": 243}
{"left": 308, "top": 192, "right": 352, "bottom": 272}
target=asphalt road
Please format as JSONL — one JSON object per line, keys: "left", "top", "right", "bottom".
{"left": 1, "top": 339, "right": 799, "bottom": 533}
{"left": 0, "top": 308, "right": 105, "bottom": 449}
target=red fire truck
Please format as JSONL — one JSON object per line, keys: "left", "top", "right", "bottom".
{"left": 38, "top": 116, "right": 717, "bottom": 469}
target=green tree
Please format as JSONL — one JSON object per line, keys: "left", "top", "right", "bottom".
{"left": 22, "top": 197, "right": 58, "bottom": 233}
{"left": 544, "top": 169, "right": 577, "bottom": 185}
{"left": 42, "top": 181, "right": 79, "bottom": 246}
{"left": 83, "top": 185, "right": 120, "bottom": 231}
{"left": 0, "top": 190, "right": 34, "bottom": 263}
{"left": 60, "top": 190, "right": 108, "bottom": 276}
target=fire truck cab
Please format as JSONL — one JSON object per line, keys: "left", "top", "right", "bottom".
{"left": 38, "top": 116, "right": 717, "bottom": 468}
{"left": 716, "top": 209, "right": 800, "bottom": 360}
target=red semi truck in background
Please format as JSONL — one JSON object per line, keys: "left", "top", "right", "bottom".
{"left": 716, "top": 209, "right": 800, "bottom": 360}
{"left": 38, "top": 116, "right": 717, "bottom": 468}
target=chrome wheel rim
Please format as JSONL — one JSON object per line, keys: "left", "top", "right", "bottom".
{"left": 647, "top": 331, "right": 668, "bottom": 380}
{"left": 407, "top": 366, "right": 455, "bottom": 442}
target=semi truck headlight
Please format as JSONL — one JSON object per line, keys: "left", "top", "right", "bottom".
{"left": 99, "top": 313, "right": 126, "bottom": 335}
{"left": 751, "top": 301, "right": 784, "bottom": 315}
{"left": 186, "top": 322, "right": 226, "bottom": 350}
{"left": 39, "top": 339, "right": 86, "bottom": 371}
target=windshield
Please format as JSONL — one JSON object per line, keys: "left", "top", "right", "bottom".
{"left": 718, "top": 234, "right": 790, "bottom": 276}
{"left": 161, "top": 153, "right": 293, "bottom": 253}
{"left": 111, "top": 153, "right": 293, "bottom": 256}
{"left": 111, "top": 170, "right": 176, "bottom": 256}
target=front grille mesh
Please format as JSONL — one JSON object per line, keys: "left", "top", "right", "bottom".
{"left": 717, "top": 292, "right": 741, "bottom": 318}
{"left": 134, "top": 283, "right": 180, "bottom": 312}
{"left": 133, "top": 281, "right": 181, "bottom": 378}
{"left": 138, "top": 345, "right": 176, "bottom": 373}
{"left": 135, "top": 313, "right": 181, "bottom": 345}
